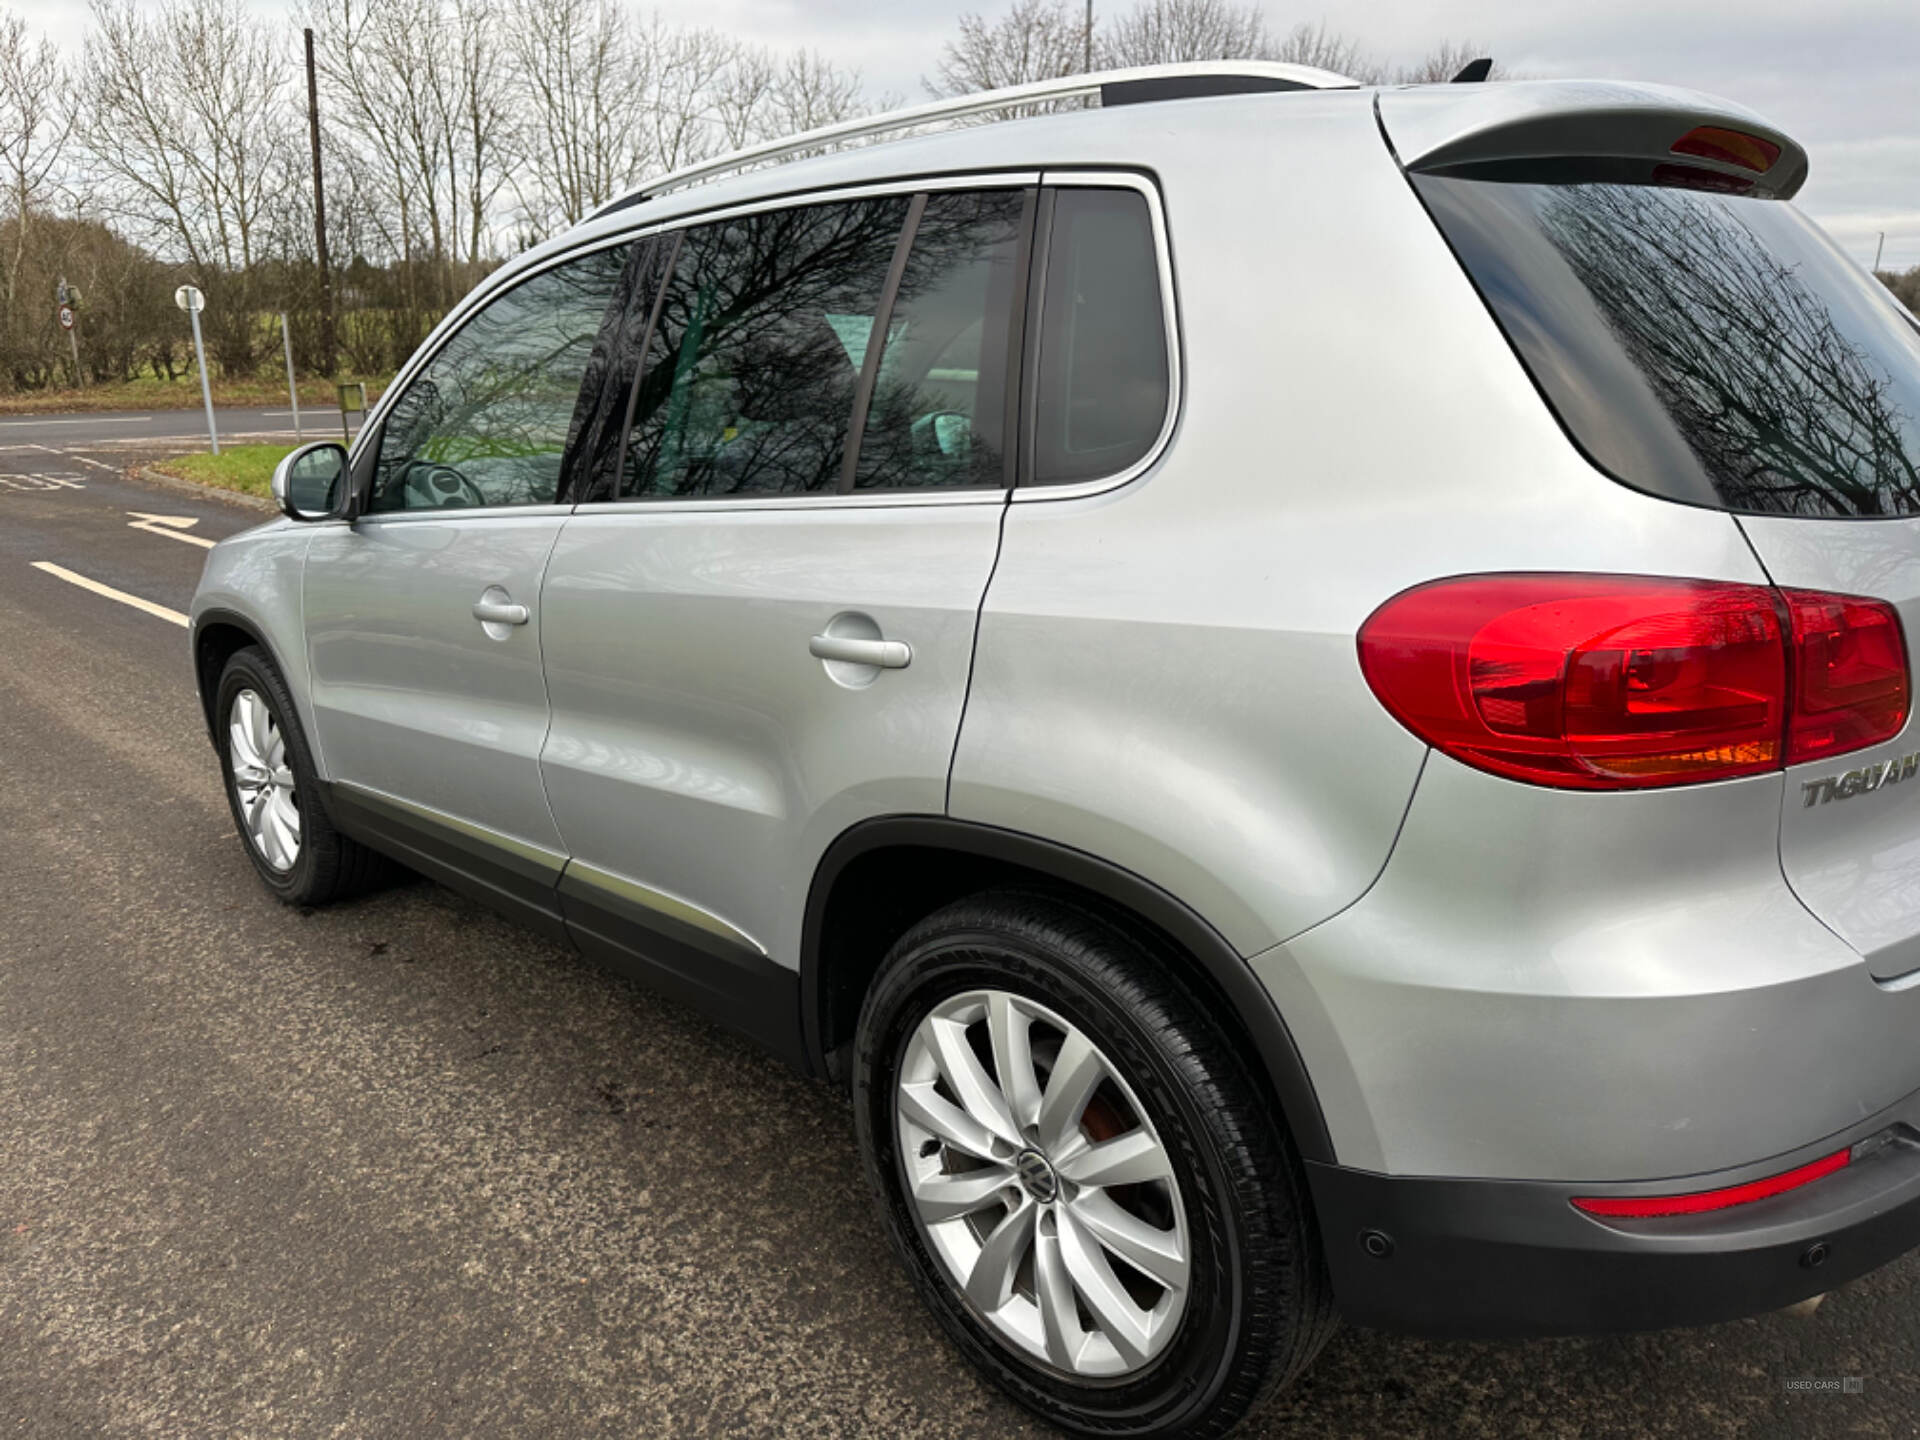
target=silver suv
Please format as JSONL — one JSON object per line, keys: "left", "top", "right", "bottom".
{"left": 190, "top": 62, "right": 1920, "bottom": 1438}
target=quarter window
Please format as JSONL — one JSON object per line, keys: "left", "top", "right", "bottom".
{"left": 370, "top": 244, "right": 630, "bottom": 512}
{"left": 1031, "top": 188, "right": 1170, "bottom": 486}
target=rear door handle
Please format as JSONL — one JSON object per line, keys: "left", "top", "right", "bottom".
{"left": 809, "top": 633, "right": 911, "bottom": 669}
{"left": 473, "top": 598, "right": 529, "bottom": 626}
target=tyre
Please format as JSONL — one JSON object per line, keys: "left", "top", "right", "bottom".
{"left": 853, "top": 890, "right": 1333, "bottom": 1439}
{"left": 214, "top": 645, "right": 391, "bottom": 906}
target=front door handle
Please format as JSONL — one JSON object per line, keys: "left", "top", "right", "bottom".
{"left": 809, "top": 633, "right": 911, "bottom": 669}
{"left": 473, "top": 597, "right": 529, "bottom": 626}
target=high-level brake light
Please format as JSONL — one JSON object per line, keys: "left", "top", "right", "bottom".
{"left": 1670, "top": 125, "right": 1782, "bottom": 174}
{"left": 1357, "top": 575, "right": 1910, "bottom": 790}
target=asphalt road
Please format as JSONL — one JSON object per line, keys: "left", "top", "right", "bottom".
{"left": 2, "top": 416, "right": 1916, "bottom": 1439}
{"left": 0, "top": 405, "right": 353, "bottom": 448}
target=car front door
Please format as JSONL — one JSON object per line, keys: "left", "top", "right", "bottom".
{"left": 537, "top": 185, "right": 1032, "bottom": 1048}
{"left": 304, "top": 240, "right": 635, "bottom": 934}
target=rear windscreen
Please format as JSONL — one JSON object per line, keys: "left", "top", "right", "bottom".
{"left": 1416, "top": 174, "right": 1920, "bottom": 518}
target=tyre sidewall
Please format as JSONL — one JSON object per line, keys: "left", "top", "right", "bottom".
{"left": 855, "top": 918, "right": 1257, "bottom": 1437}
{"left": 215, "top": 648, "right": 324, "bottom": 902}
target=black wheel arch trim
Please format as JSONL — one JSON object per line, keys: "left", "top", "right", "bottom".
{"left": 192, "top": 607, "right": 294, "bottom": 746}
{"left": 801, "top": 815, "right": 1336, "bottom": 1164}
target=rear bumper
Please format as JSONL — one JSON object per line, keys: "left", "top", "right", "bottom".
{"left": 1309, "top": 1116, "right": 1920, "bottom": 1337}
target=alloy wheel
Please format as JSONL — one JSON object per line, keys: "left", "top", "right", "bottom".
{"left": 895, "top": 988, "right": 1190, "bottom": 1379}
{"left": 228, "top": 687, "right": 301, "bottom": 872}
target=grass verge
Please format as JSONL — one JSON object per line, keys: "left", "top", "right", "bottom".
{"left": 149, "top": 444, "right": 295, "bottom": 500}
{"left": 0, "top": 374, "right": 388, "bottom": 416}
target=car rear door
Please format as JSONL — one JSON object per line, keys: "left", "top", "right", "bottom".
{"left": 304, "top": 240, "right": 637, "bottom": 933}
{"left": 536, "top": 183, "right": 1032, "bottom": 1041}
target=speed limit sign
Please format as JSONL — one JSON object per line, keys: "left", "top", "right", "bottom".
{"left": 57, "top": 304, "right": 74, "bottom": 331}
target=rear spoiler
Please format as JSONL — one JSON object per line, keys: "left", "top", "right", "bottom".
{"left": 1378, "top": 80, "right": 1807, "bottom": 199}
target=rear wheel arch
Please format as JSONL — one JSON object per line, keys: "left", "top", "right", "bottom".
{"left": 800, "top": 816, "right": 1336, "bottom": 1165}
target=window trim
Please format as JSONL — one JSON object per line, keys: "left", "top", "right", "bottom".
{"left": 597, "top": 173, "right": 1043, "bottom": 512}
{"left": 1013, "top": 169, "right": 1182, "bottom": 503}
{"left": 349, "top": 166, "right": 1179, "bottom": 517}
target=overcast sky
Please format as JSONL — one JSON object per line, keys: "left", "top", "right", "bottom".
{"left": 19, "top": 0, "right": 1919, "bottom": 268}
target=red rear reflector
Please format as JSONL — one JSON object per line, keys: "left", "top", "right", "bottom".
{"left": 1671, "top": 125, "right": 1781, "bottom": 174}
{"left": 1572, "top": 1148, "right": 1849, "bottom": 1219}
{"left": 1358, "top": 575, "right": 1910, "bottom": 790}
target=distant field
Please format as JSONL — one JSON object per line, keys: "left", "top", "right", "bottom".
{"left": 150, "top": 444, "right": 295, "bottom": 499}
{"left": 0, "top": 374, "right": 388, "bottom": 416}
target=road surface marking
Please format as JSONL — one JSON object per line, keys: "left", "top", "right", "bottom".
{"left": 28, "top": 444, "right": 117, "bottom": 472}
{"left": 0, "top": 415, "right": 153, "bottom": 427}
{"left": 128, "top": 512, "right": 216, "bottom": 548}
{"left": 30, "top": 562, "right": 188, "bottom": 627}
{"left": 0, "top": 474, "right": 84, "bottom": 490}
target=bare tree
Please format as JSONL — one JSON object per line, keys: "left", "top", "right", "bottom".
{"left": 1098, "top": 0, "right": 1272, "bottom": 66}
{"left": 929, "top": 2, "right": 1525, "bottom": 95}
{"left": 0, "top": 10, "right": 71, "bottom": 323}
{"left": 1269, "top": 21, "right": 1379, "bottom": 81}
{"left": 716, "top": 45, "right": 868, "bottom": 150}
{"left": 302, "top": 0, "right": 513, "bottom": 281}
{"left": 502, "top": 0, "right": 655, "bottom": 233}
{"left": 927, "top": 0, "right": 1088, "bottom": 99}
{"left": 78, "top": 0, "right": 296, "bottom": 368}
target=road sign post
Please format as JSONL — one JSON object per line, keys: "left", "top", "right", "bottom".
{"left": 56, "top": 278, "right": 82, "bottom": 387}
{"left": 280, "top": 312, "right": 302, "bottom": 440}
{"left": 175, "top": 285, "right": 218, "bottom": 456}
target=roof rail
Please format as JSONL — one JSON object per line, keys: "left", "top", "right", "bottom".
{"left": 592, "top": 60, "right": 1359, "bottom": 219}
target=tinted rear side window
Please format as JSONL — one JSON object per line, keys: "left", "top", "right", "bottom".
{"left": 622, "top": 196, "right": 910, "bottom": 498}
{"left": 852, "top": 189, "right": 1026, "bottom": 491}
{"left": 1418, "top": 175, "right": 1920, "bottom": 517}
{"left": 1031, "top": 188, "right": 1170, "bottom": 486}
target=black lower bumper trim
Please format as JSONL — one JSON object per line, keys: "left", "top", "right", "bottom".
{"left": 1308, "top": 1128, "right": 1920, "bottom": 1338}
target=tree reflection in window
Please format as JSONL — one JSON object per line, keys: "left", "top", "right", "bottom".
{"left": 372, "top": 244, "right": 630, "bottom": 512}
{"left": 853, "top": 190, "right": 1025, "bottom": 490}
{"left": 623, "top": 196, "right": 911, "bottom": 498}
{"left": 1530, "top": 184, "right": 1920, "bottom": 517}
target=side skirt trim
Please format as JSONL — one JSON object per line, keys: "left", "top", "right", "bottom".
{"left": 317, "top": 778, "right": 805, "bottom": 1069}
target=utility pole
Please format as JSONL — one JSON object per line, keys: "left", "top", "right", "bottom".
{"left": 306, "top": 27, "right": 336, "bottom": 378}
{"left": 1084, "top": 0, "right": 1093, "bottom": 72}
{"left": 1875, "top": 231, "right": 1886, "bottom": 274}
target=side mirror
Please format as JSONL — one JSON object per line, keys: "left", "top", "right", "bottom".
{"left": 271, "top": 441, "right": 351, "bottom": 522}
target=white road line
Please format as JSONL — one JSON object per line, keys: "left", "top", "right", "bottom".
{"left": 29, "top": 444, "right": 118, "bottom": 472}
{"left": 0, "top": 415, "right": 154, "bottom": 427}
{"left": 30, "top": 562, "right": 189, "bottom": 627}
{"left": 128, "top": 512, "right": 217, "bottom": 548}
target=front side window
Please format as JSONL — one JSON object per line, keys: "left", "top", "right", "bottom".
{"left": 622, "top": 196, "right": 912, "bottom": 498}
{"left": 370, "top": 244, "right": 630, "bottom": 512}
{"left": 1030, "top": 188, "right": 1170, "bottom": 486}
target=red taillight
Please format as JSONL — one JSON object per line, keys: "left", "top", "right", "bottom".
{"left": 1358, "top": 575, "right": 1909, "bottom": 790}
{"left": 1572, "top": 1148, "right": 1849, "bottom": 1219}
{"left": 1784, "top": 589, "right": 1911, "bottom": 762}
{"left": 1670, "top": 124, "right": 1782, "bottom": 174}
